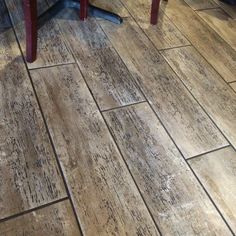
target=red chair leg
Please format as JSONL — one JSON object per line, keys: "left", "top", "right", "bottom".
{"left": 23, "top": 0, "right": 37, "bottom": 63}
{"left": 150, "top": 0, "right": 161, "bottom": 25}
{"left": 80, "top": 0, "right": 89, "bottom": 20}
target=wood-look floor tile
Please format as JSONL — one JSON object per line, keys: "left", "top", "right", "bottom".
{"left": 31, "top": 64, "right": 160, "bottom": 236}
{"left": 0, "top": 29, "right": 66, "bottom": 220}
{"left": 0, "top": 200, "right": 81, "bottom": 236}
{"left": 197, "top": 8, "right": 236, "bottom": 50}
{"left": 100, "top": 18, "right": 228, "bottom": 158}
{"left": 162, "top": 0, "right": 236, "bottom": 82}
{"left": 214, "top": 0, "right": 236, "bottom": 19}
{"left": 161, "top": 46, "right": 236, "bottom": 149}
{"left": 103, "top": 103, "right": 231, "bottom": 235}
{"left": 5, "top": 0, "right": 74, "bottom": 69}
{"left": 184, "top": 0, "right": 218, "bottom": 10}
{"left": 119, "top": 0, "right": 189, "bottom": 49}
{"left": 57, "top": 10, "right": 144, "bottom": 110}
{"left": 189, "top": 147, "right": 236, "bottom": 233}
{"left": 230, "top": 82, "right": 236, "bottom": 92}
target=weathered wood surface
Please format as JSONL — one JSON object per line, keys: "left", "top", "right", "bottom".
{"left": 197, "top": 8, "right": 236, "bottom": 50}
{"left": 215, "top": 0, "right": 236, "bottom": 19}
{"left": 58, "top": 11, "right": 144, "bottom": 110}
{"left": 162, "top": 0, "right": 236, "bottom": 82}
{"left": 189, "top": 147, "right": 236, "bottom": 233}
{"left": 103, "top": 103, "right": 232, "bottom": 235}
{"left": 0, "top": 1, "right": 11, "bottom": 31}
{"left": 161, "top": 46, "right": 236, "bottom": 149}
{"left": 184, "top": 0, "right": 218, "bottom": 10}
{"left": 231, "top": 82, "right": 236, "bottom": 92}
{"left": 0, "top": 200, "right": 81, "bottom": 236}
{"left": 100, "top": 18, "right": 228, "bottom": 158}
{"left": 119, "top": 0, "right": 189, "bottom": 49}
{"left": 5, "top": 0, "right": 74, "bottom": 69}
{"left": 0, "top": 29, "right": 66, "bottom": 220}
{"left": 31, "top": 64, "right": 160, "bottom": 236}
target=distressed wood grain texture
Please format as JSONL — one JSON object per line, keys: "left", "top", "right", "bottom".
{"left": 162, "top": 0, "right": 236, "bottom": 82}
{"left": 58, "top": 10, "right": 144, "bottom": 110}
{"left": 214, "top": 0, "right": 236, "bottom": 19}
{"left": 184, "top": 0, "right": 218, "bottom": 10}
{"left": 197, "top": 8, "right": 236, "bottom": 50}
{"left": 31, "top": 64, "right": 160, "bottom": 236}
{"left": 100, "top": 18, "right": 228, "bottom": 158}
{"left": 0, "top": 1, "right": 11, "bottom": 31}
{"left": 0, "top": 200, "right": 81, "bottom": 236}
{"left": 0, "top": 29, "right": 66, "bottom": 220}
{"left": 189, "top": 147, "right": 236, "bottom": 233}
{"left": 5, "top": 0, "right": 74, "bottom": 69}
{"left": 119, "top": 0, "right": 190, "bottom": 49}
{"left": 103, "top": 103, "right": 232, "bottom": 235}
{"left": 230, "top": 82, "right": 236, "bottom": 92}
{"left": 161, "top": 46, "right": 236, "bottom": 149}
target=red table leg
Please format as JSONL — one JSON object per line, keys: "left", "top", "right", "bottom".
{"left": 80, "top": 0, "right": 89, "bottom": 20}
{"left": 150, "top": 0, "right": 160, "bottom": 25}
{"left": 23, "top": 0, "right": 37, "bottom": 63}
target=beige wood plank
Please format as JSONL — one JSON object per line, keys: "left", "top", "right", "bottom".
{"left": 161, "top": 46, "right": 236, "bottom": 149}
{"left": 162, "top": 0, "right": 236, "bottom": 82}
{"left": 184, "top": 0, "right": 218, "bottom": 10}
{"left": 0, "top": 200, "right": 81, "bottom": 236}
{"left": 5, "top": 0, "right": 74, "bottom": 69}
{"left": 215, "top": 0, "right": 236, "bottom": 19}
{"left": 103, "top": 103, "right": 231, "bottom": 235}
{"left": 189, "top": 147, "right": 236, "bottom": 233}
{"left": 0, "top": 29, "right": 66, "bottom": 220}
{"left": 197, "top": 8, "right": 236, "bottom": 50}
{"left": 57, "top": 11, "right": 144, "bottom": 110}
{"left": 100, "top": 17, "right": 228, "bottom": 158}
{"left": 230, "top": 82, "right": 236, "bottom": 91}
{"left": 119, "top": 0, "right": 190, "bottom": 49}
{"left": 31, "top": 64, "right": 160, "bottom": 236}
{"left": 0, "top": 1, "right": 11, "bottom": 30}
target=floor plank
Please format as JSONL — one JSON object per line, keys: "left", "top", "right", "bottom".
{"left": 5, "top": 0, "right": 74, "bottom": 69}
{"left": 31, "top": 64, "right": 160, "bottom": 236}
{"left": 162, "top": 0, "right": 236, "bottom": 82}
{"left": 161, "top": 46, "right": 236, "bottom": 149}
{"left": 184, "top": 0, "right": 218, "bottom": 10}
{"left": 0, "top": 29, "right": 66, "bottom": 220}
{"left": 230, "top": 82, "right": 236, "bottom": 91}
{"left": 189, "top": 147, "right": 236, "bottom": 233}
{"left": 215, "top": 0, "right": 236, "bottom": 19}
{"left": 197, "top": 8, "right": 236, "bottom": 50}
{"left": 57, "top": 10, "right": 144, "bottom": 110}
{"left": 119, "top": 0, "right": 190, "bottom": 49}
{"left": 100, "top": 17, "right": 228, "bottom": 158}
{"left": 0, "top": 200, "right": 81, "bottom": 236}
{"left": 103, "top": 103, "right": 231, "bottom": 235}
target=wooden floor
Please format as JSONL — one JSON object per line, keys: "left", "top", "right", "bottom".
{"left": 0, "top": 0, "right": 236, "bottom": 235}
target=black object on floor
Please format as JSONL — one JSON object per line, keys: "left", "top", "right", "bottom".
{"left": 220, "top": 0, "right": 236, "bottom": 5}
{"left": 38, "top": 0, "right": 123, "bottom": 29}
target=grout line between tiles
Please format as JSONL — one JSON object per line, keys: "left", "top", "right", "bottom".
{"left": 0, "top": 197, "right": 69, "bottom": 224}
{"left": 186, "top": 144, "right": 231, "bottom": 161}
{"left": 101, "top": 100, "right": 147, "bottom": 112}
